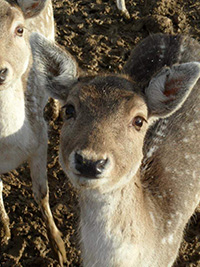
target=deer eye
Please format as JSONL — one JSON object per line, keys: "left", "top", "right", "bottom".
{"left": 132, "top": 116, "right": 145, "bottom": 131}
{"left": 63, "top": 104, "right": 76, "bottom": 120}
{"left": 15, "top": 25, "right": 24, "bottom": 37}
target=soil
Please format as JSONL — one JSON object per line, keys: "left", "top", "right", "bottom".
{"left": 0, "top": 0, "right": 200, "bottom": 266}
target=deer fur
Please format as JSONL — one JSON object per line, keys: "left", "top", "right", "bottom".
{"left": 30, "top": 33, "right": 200, "bottom": 267}
{"left": 0, "top": 0, "right": 66, "bottom": 265}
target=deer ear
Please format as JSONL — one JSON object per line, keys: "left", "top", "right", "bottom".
{"left": 30, "top": 33, "right": 78, "bottom": 101}
{"left": 146, "top": 62, "right": 200, "bottom": 118}
{"left": 16, "top": 0, "right": 49, "bottom": 18}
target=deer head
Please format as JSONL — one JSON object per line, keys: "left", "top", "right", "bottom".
{"left": 30, "top": 33, "right": 200, "bottom": 193}
{"left": 0, "top": 0, "right": 50, "bottom": 90}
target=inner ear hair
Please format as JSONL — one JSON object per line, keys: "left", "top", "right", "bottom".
{"left": 146, "top": 62, "right": 200, "bottom": 118}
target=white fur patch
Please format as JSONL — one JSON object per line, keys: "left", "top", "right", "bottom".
{"left": 0, "top": 83, "right": 25, "bottom": 137}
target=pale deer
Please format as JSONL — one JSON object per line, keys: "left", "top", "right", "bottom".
{"left": 30, "top": 33, "right": 200, "bottom": 266}
{"left": 0, "top": 0, "right": 66, "bottom": 265}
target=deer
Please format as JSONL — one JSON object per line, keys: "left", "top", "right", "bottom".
{"left": 0, "top": 0, "right": 66, "bottom": 265}
{"left": 30, "top": 32, "right": 200, "bottom": 266}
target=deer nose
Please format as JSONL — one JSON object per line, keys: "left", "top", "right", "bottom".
{"left": 74, "top": 152, "right": 108, "bottom": 178}
{"left": 0, "top": 68, "right": 8, "bottom": 84}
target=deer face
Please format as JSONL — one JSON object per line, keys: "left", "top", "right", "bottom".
{"left": 0, "top": 1, "right": 29, "bottom": 89}
{"left": 0, "top": 0, "right": 52, "bottom": 90}
{"left": 59, "top": 76, "right": 148, "bottom": 191}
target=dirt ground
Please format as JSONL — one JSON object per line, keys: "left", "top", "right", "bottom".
{"left": 0, "top": 0, "right": 200, "bottom": 266}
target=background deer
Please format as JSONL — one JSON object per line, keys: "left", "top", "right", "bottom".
{"left": 30, "top": 33, "right": 200, "bottom": 266}
{"left": 0, "top": 0, "right": 65, "bottom": 265}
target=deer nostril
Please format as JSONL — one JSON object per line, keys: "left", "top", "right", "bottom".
{"left": 96, "top": 159, "right": 108, "bottom": 174}
{"left": 75, "top": 152, "right": 84, "bottom": 166}
{"left": 0, "top": 68, "right": 8, "bottom": 84}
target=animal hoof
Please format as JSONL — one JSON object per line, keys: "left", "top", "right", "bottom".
{"left": 0, "top": 221, "right": 11, "bottom": 246}
{"left": 121, "top": 9, "right": 130, "bottom": 19}
{"left": 48, "top": 229, "right": 66, "bottom": 266}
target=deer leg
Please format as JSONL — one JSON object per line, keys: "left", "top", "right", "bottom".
{"left": 116, "top": 0, "right": 130, "bottom": 18}
{"left": 29, "top": 143, "right": 66, "bottom": 266}
{"left": 0, "top": 178, "right": 11, "bottom": 245}
{"left": 51, "top": 98, "right": 60, "bottom": 121}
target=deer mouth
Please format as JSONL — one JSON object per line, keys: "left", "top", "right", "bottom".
{"left": 75, "top": 173, "right": 103, "bottom": 180}
{"left": 0, "top": 82, "right": 12, "bottom": 91}
{"left": 66, "top": 169, "right": 107, "bottom": 189}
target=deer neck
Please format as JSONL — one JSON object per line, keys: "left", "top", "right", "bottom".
{"left": 0, "top": 79, "right": 25, "bottom": 137}
{"left": 79, "top": 173, "right": 154, "bottom": 266}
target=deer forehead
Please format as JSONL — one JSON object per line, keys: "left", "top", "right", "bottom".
{"left": 68, "top": 76, "right": 148, "bottom": 119}
{"left": 0, "top": 3, "right": 24, "bottom": 35}
{"left": 0, "top": 0, "right": 11, "bottom": 16}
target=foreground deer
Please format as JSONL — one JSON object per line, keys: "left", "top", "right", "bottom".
{"left": 30, "top": 33, "right": 200, "bottom": 266}
{"left": 0, "top": 0, "right": 65, "bottom": 265}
